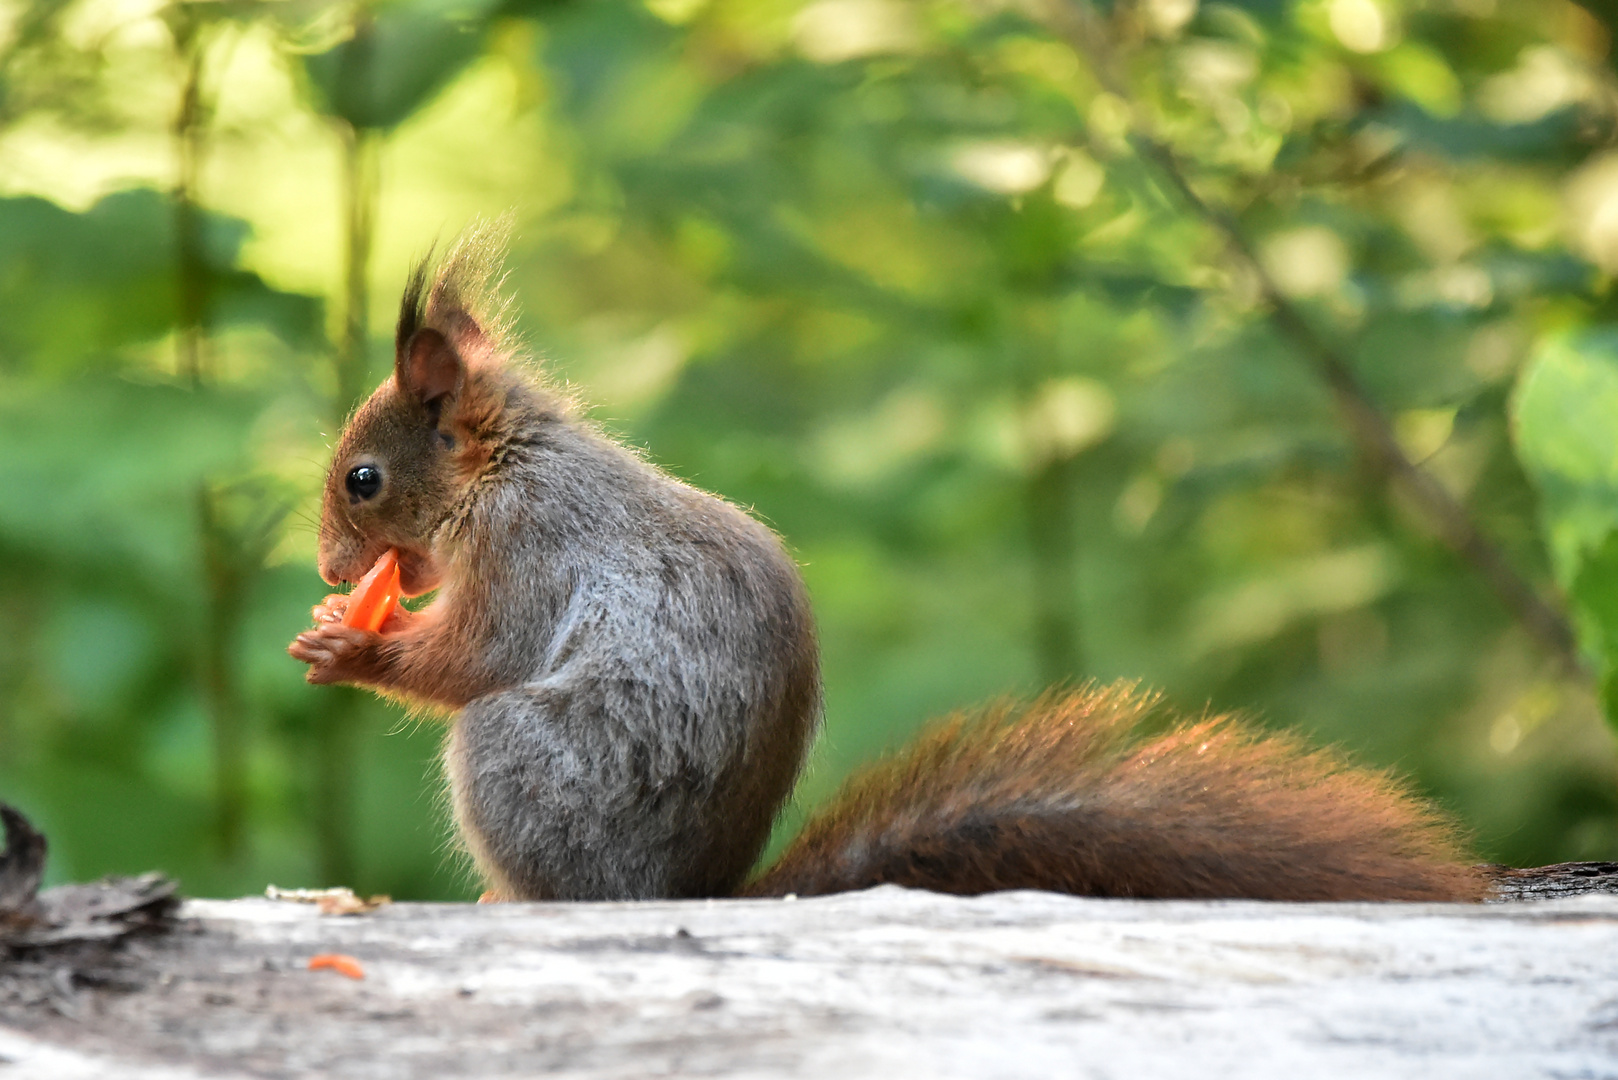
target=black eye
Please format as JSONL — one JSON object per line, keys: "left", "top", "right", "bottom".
{"left": 346, "top": 464, "right": 382, "bottom": 501}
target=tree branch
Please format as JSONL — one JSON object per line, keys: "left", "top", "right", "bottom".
{"left": 1051, "top": 0, "right": 1583, "bottom": 675}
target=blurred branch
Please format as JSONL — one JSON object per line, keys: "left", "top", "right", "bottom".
{"left": 1027, "top": 453, "right": 1083, "bottom": 682}
{"left": 313, "top": 10, "right": 391, "bottom": 889}
{"left": 1018, "top": 304, "right": 1085, "bottom": 682}
{"left": 170, "top": 4, "right": 215, "bottom": 387}
{"left": 314, "top": 688, "right": 362, "bottom": 887}
{"left": 198, "top": 481, "right": 290, "bottom": 859}
{"left": 1050, "top": 0, "right": 1584, "bottom": 678}
{"left": 308, "top": 120, "right": 377, "bottom": 878}
{"left": 171, "top": 4, "right": 247, "bottom": 858}
{"left": 337, "top": 121, "right": 380, "bottom": 417}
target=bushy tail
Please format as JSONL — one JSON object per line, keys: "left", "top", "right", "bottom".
{"left": 744, "top": 683, "right": 1484, "bottom": 902}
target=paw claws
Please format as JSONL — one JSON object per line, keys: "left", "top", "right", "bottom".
{"left": 289, "top": 618, "right": 383, "bottom": 686}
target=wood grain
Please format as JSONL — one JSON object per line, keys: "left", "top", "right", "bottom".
{"left": 4, "top": 885, "right": 1618, "bottom": 1079}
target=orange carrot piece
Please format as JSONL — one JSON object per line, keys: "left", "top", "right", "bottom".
{"left": 343, "top": 549, "right": 400, "bottom": 633}
{"left": 307, "top": 953, "right": 366, "bottom": 979}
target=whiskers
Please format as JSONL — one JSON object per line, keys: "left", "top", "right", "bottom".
{"left": 288, "top": 506, "right": 322, "bottom": 537}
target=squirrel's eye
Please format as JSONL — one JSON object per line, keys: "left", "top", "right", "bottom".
{"left": 346, "top": 464, "right": 382, "bottom": 501}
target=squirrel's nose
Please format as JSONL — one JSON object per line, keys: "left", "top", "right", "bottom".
{"left": 316, "top": 554, "right": 344, "bottom": 588}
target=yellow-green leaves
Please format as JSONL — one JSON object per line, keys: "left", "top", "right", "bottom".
{"left": 1515, "top": 330, "right": 1618, "bottom": 721}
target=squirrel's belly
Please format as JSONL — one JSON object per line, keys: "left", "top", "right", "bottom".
{"left": 442, "top": 683, "right": 768, "bottom": 901}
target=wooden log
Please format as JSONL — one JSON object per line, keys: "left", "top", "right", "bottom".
{"left": 3, "top": 886, "right": 1618, "bottom": 1078}
{"left": 1483, "top": 861, "right": 1618, "bottom": 902}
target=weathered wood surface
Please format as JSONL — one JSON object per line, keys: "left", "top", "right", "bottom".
{"left": 3, "top": 886, "right": 1617, "bottom": 1080}
{"left": 1484, "top": 860, "right": 1618, "bottom": 901}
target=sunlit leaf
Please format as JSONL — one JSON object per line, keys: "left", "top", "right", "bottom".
{"left": 301, "top": 3, "right": 488, "bottom": 132}
{"left": 0, "top": 191, "right": 322, "bottom": 373}
{"left": 1512, "top": 330, "right": 1618, "bottom": 579}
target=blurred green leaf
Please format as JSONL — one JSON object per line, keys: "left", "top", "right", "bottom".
{"left": 1369, "top": 102, "right": 1587, "bottom": 164}
{"left": 301, "top": 3, "right": 489, "bottom": 131}
{"left": 0, "top": 191, "right": 322, "bottom": 372}
{"left": 1512, "top": 330, "right": 1618, "bottom": 578}
{"left": 0, "top": 378, "right": 260, "bottom": 587}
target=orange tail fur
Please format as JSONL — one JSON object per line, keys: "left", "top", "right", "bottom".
{"left": 745, "top": 683, "right": 1484, "bottom": 902}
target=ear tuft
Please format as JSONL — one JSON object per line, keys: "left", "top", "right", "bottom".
{"left": 398, "top": 328, "right": 463, "bottom": 419}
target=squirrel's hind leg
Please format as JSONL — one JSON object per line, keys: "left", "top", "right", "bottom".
{"left": 444, "top": 684, "right": 717, "bottom": 902}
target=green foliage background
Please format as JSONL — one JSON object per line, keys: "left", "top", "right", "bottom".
{"left": 5, "top": 0, "right": 1618, "bottom": 899}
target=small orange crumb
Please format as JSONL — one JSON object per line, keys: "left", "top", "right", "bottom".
{"left": 307, "top": 953, "right": 365, "bottom": 979}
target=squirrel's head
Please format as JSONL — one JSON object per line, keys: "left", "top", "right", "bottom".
{"left": 316, "top": 225, "right": 552, "bottom": 595}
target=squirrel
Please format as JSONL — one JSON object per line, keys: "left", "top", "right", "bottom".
{"left": 289, "top": 228, "right": 1486, "bottom": 905}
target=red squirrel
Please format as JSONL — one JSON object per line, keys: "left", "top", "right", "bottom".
{"left": 289, "top": 229, "right": 1485, "bottom": 904}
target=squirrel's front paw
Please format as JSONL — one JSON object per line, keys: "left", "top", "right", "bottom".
{"left": 288, "top": 622, "right": 386, "bottom": 685}
{"left": 311, "top": 593, "right": 414, "bottom": 634}
{"left": 311, "top": 593, "right": 350, "bottom": 625}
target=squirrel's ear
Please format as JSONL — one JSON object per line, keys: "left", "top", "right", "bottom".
{"left": 398, "top": 328, "right": 463, "bottom": 420}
